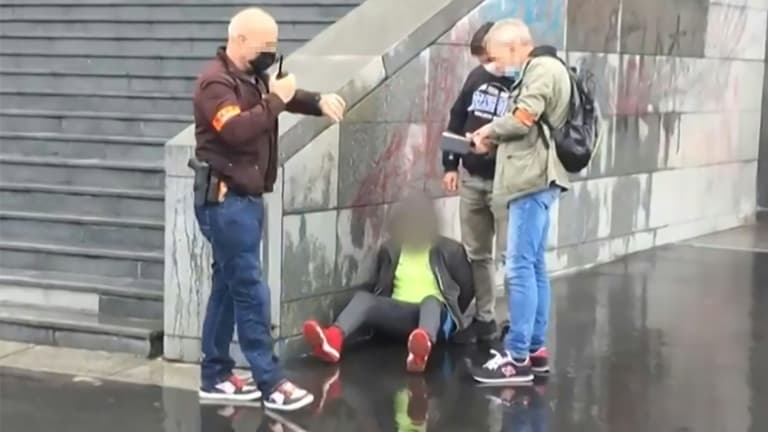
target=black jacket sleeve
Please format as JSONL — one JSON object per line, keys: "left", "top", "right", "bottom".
{"left": 444, "top": 240, "right": 474, "bottom": 313}
{"left": 286, "top": 89, "right": 323, "bottom": 116}
{"left": 442, "top": 72, "right": 476, "bottom": 173}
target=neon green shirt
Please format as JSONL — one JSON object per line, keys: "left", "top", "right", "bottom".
{"left": 392, "top": 248, "right": 443, "bottom": 304}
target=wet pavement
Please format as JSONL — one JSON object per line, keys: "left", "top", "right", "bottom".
{"left": 1, "top": 224, "right": 766, "bottom": 432}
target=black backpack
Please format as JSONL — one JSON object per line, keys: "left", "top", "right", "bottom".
{"left": 519, "top": 47, "right": 600, "bottom": 173}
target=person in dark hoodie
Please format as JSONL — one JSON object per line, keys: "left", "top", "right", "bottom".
{"left": 442, "top": 22, "right": 519, "bottom": 342}
{"left": 302, "top": 194, "right": 474, "bottom": 373}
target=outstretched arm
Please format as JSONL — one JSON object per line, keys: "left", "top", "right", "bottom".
{"left": 286, "top": 90, "right": 346, "bottom": 123}
{"left": 285, "top": 89, "right": 323, "bottom": 115}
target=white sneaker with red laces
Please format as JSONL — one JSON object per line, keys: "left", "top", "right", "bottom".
{"left": 264, "top": 380, "right": 315, "bottom": 411}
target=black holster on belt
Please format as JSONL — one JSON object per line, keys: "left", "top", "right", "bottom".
{"left": 188, "top": 157, "right": 224, "bottom": 206}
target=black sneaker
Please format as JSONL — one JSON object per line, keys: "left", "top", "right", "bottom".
{"left": 469, "top": 349, "right": 534, "bottom": 385}
{"left": 451, "top": 324, "right": 477, "bottom": 344}
{"left": 264, "top": 380, "right": 315, "bottom": 411}
{"left": 199, "top": 375, "right": 262, "bottom": 402}
{"left": 474, "top": 319, "right": 498, "bottom": 342}
{"left": 499, "top": 320, "right": 510, "bottom": 342}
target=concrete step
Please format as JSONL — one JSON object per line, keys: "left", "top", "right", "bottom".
{"left": 0, "top": 132, "right": 164, "bottom": 162}
{"left": 0, "top": 53, "right": 204, "bottom": 75}
{"left": 0, "top": 268, "right": 162, "bottom": 320}
{"left": 0, "top": 302, "right": 163, "bottom": 357}
{"left": 0, "top": 21, "right": 327, "bottom": 40}
{"left": 0, "top": 241, "right": 163, "bottom": 281}
{"left": 0, "top": 4, "right": 354, "bottom": 22}
{"left": 0, "top": 211, "right": 163, "bottom": 253}
{"left": 0, "top": 156, "right": 164, "bottom": 191}
{"left": 0, "top": 89, "right": 191, "bottom": 116}
{"left": 0, "top": 35, "right": 303, "bottom": 57}
{"left": 0, "top": 109, "right": 190, "bottom": 138}
{"left": 0, "top": 69, "right": 195, "bottom": 94}
{"left": 0, "top": 182, "right": 163, "bottom": 222}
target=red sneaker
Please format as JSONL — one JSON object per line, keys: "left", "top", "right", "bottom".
{"left": 302, "top": 321, "right": 342, "bottom": 363}
{"left": 406, "top": 328, "right": 432, "bottom": 373}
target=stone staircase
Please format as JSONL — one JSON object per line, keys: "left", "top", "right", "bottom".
{"left": 0, "top": 0, "right": 362, "bottom": 356}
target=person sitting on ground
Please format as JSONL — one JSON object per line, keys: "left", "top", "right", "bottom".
{"left": 302, "top": 194, "right": 474, "bottom": 372}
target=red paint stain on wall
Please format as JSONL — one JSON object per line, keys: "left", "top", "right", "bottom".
{"left": 349, "top": 46, "right": 466, "bottom": 243}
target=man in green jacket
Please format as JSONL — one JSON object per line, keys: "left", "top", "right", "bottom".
{"left": 467, "top": 18, "right": 571, "bottom": 385}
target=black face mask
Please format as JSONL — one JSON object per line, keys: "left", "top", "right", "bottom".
{"left": 248, "top": 52, "right": 277, "bottom": 75}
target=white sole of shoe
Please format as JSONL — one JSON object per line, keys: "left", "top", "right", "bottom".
{"left": 264, "top": 393, "right": 315, "bottom": 412}
{"left": 531, "top": 366, "right": 550, "bottom": 374}
{"left": 198, "top": 390, "right": 262, "bottom": 402}
{"left": 199, "top": 398, "right": 262, "bottom": 407}
{"left": 472, "top": 375, "right": 535, "bottom": 385}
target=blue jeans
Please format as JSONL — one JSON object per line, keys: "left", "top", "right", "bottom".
{"left": 195, "top": 193, "right": 284, "bottom": 393}
{"left": 504, "top": 187, "right": 559, "bottom": 359}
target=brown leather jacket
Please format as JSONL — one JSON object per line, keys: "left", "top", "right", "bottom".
{"left": 193, "top": 47, "right": 322, "bottom": 195}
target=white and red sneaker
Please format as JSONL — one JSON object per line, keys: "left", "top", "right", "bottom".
{"left": 406, "top": 328, "right": 432, "bottom": 373}
{"left": 199, "top": 374, "right": 262, "bottom": 402}
{"left": 264, "top": 380, "right": 315, "bottom": 412}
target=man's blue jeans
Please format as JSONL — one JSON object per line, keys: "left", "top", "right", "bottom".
{"left": 504, "top": 187, "right": 559, "bottom": 359}
{"left": 195, "top": 193, "right": 284, "bottom": 393}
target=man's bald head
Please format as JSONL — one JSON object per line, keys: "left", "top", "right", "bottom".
{"left": 485, "top": 18, "right": 534, "bottom": 71}
{"left": 226, "top": 7, "right": 279, "bottom": 74}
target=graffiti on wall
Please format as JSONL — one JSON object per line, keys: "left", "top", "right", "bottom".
{"left": 346, "top": 45, "right": 469, "bottom": 247}
{"left": 335, "top": 0, "right": 764, "bottom": 286}
{"left": 345, "top": 0, "right": 569, "bottom": 247}
{"left": 620, "top": 0, "right": 709, "bottom": 56}
{"left": 442, "top": 0, "right": 566, "bottom": 48}
{"left": 616, "top": 5, "right": 751, "bottom": 167}
{"left": 566, "top": 0, "right": 621, "bottom": 52}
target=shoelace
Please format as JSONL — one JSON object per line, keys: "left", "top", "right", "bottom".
{"left": 229, "top": 375, "right": 246, "bottom": 390}
{"left": 482, "top": 349, "right": 510, "bottom": 370}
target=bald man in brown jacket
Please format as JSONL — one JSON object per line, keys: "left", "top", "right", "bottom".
{"left": 192, "top": 7, "right": 345, "bottom": 411}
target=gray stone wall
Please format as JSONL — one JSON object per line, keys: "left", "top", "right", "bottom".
{"left": 759, "top": 5, "right": 768, "bottom": 212}
{"left": 164, "top": 0, "right": 767, "bottom": 361}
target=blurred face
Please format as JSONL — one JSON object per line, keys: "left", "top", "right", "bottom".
{"left": 487, "top": 39, "right": 527, "bottom": 69}
{"left": 390, "top": 204, "right": 438, "bottom": 248}
{"left": 232, "top": 24, "right": 278, "bottom": 74}
{"left": 486, "top": 38, "right": 530, "bottom": 81}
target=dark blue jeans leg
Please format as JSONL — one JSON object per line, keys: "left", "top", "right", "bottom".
{"left": 208, "top": 194, "right": 284, "bottom": 393}
{"left": 196, "top": 205, "right": 236, "bottom": 390}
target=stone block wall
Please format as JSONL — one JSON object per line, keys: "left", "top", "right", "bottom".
{"left": 759, "top": 5, "right": 768, "bottom": 212}
{"left": 279, "top": 0, "right": 766, "bottom": 351}
{"left": 165, "top": 0, "right": 767, "bottom": 361}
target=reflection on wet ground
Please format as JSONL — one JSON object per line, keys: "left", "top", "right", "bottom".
{"left": 1, "top": 225, "right": 766, "bottom": 432}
